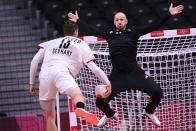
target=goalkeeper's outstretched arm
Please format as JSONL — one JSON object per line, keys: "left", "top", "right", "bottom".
{"left": 136, "top": 3, "right": 184, "bottom": 36}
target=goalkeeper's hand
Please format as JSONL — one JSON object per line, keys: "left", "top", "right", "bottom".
{"left": 104, "top": 84, "right": 112, "bottom": 98}
{"left": 169, "top": 3, "right": 184, "bottom": 15}
{"left": 29, "top": 84, "right": 36, "bottom": 96}
{"left": 68, "top": 10, "right": 79, "bottom": 23}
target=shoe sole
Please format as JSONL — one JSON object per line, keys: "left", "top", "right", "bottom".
{"left": 97, "top": 116, "right": 107, "bottom": 127}
{"left": 97, "top": 113, "right": 119, "bottom": 127}
{"left": 144, "top": 113, "right": 161, "bottom": 126}
{"left": 75, "top": 108, "right": 99, "bottom": 125}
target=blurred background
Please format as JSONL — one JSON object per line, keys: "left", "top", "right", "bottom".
{"left": 0, "top": 0, "right": 195, "bottom": 130}
{"left": 33, "top": 0, "right": 196, "bottom": 36}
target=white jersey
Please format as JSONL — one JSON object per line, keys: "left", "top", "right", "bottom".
{"left": 38, "top": 36, "right": 95, "bottom": 77}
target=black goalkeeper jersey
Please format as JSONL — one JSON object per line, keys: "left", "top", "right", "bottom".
{"left": 77, "top": 13, "right": 170, "bottom": 73}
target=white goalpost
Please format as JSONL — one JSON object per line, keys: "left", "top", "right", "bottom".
{"left": 67, "top": 28, "right": 196, "bottom": 131}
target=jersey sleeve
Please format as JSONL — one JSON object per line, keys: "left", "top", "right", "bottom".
{"left": 80, "top": 41, "right": 96, "bottom": 65}
{"left": 135, "top": 12, "right": 171, "bottom": 37}
{"left": 29, "top": 49, "right": 44, "bottom": 84}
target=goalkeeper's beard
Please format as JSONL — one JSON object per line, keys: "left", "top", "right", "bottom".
{"left": 116, "top": 25, "right": 126, "bottom": 31}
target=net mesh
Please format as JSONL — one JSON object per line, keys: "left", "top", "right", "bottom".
{"left": 74, "top": 33, "right": 196, "bottom": 131}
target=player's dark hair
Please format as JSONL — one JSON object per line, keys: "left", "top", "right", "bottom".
{"left": 63, "top": 20, "right": 78, "bottom": 36}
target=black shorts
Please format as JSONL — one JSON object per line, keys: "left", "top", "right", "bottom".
{"left": 108, "top": 66, "right": 160, "bottom": 99}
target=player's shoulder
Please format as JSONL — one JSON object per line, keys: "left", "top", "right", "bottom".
{"left": 50, "top": 37, "right": 64, "bottom": 43}
{"left": 68, "top": 36, "right": 86, "bottom": 44}
{"left": 44, "top": 37, "right": 64, "bottom": 43}
{"left": 78, "top": 38, "right": 87, "bottom": 45}
{"left": 38, "top": 37, "right": 64, "bottom": 48}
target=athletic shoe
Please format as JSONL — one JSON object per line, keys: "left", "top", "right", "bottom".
{"left": 75, "top": 108, "right": 99, "bottom": 125}
{"left": 144, "top": 112, "right": 161, "bottom": 126}
{"left": 97, "top": 113, "right": 118, "bottom": 127}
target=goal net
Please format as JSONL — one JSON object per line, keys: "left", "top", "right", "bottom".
{"left": 68, "top": 28, "right": 196, "bottom": 131}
